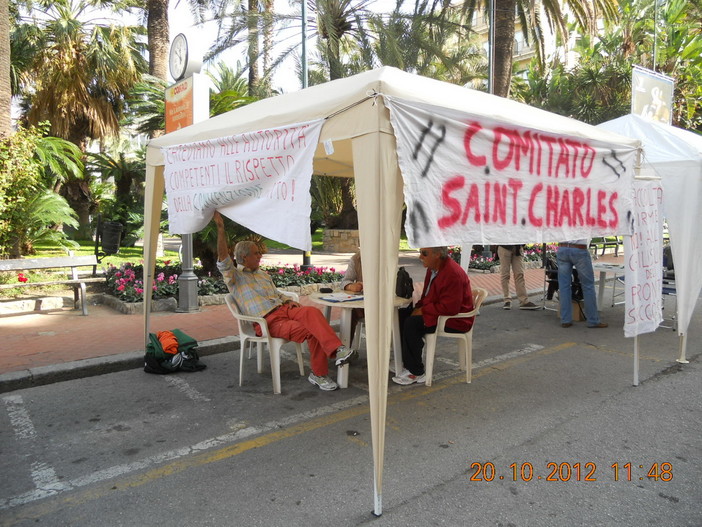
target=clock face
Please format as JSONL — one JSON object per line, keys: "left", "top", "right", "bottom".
{"left": 169, "top": 33, "right": 188, "bottom": 81}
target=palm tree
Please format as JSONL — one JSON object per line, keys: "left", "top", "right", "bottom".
{"left": 14, "top": 0, "right": 147, "bottom": 238}
{"left": 0, "top": 0, "right": 11, "bottom": 136}
{"left": 207, "top": 60, "right": 256, "bottom": 114}
{"left": 139, "top": 0, "right": 212, "bottom": 81}
{"left": 355, "top": 2, "right": 483, "bottom": 85}
{"left": 209, "top": 0, "right": 282, "bottom": 96}
{"left": 147, "top": 0, "right": 170, "bottom": 80}
{"left": 471, "top": 0, "right": 620, "bottom": 98}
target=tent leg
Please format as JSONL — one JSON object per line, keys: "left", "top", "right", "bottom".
{"left": 373, "top": 475, "right": 382, "bottom": 516}
{"left": 676, "top": 334, "right": 689, "bottom": 363}
{"left": 633, "top": 336, "right": 639, "bottom": 386}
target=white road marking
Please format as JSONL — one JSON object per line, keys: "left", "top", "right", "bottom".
{"left": 3, "top": 395, "right": 37, "bottom": 439}
{"left": 163, "top": 376, "right": 211, "bottom": 402}
{"left": 474, "top": 343, "right": 545, "bottom": 368}
{"left": 2, "top": 396, "right": 70, "bottom": 504}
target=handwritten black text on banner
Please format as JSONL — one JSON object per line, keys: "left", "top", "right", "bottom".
{"left": 386, "top": 96, "right": 637, "bottom": 247}
{"left": 162, "top": 120, "right": 324, "bottom": 250}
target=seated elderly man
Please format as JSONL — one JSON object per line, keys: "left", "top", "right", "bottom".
{"left": 393, "top": 246, "right": 474, "bottom": 386}
{"left": 214, "top": 212, "right": 356, "bottom": 391}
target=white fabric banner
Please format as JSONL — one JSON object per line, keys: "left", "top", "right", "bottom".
{"left": 162, "top": 119, "right": 324, "bottom": 250}
{"left": 624, "top": 179, "right": 664, "bottom": 338}
{"left": 386, "top": 96, "right": 638, "bottom": 247}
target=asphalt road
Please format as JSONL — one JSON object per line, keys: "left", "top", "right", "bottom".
{"left": 1, "top": 298, "right": 701, "bottom": 527}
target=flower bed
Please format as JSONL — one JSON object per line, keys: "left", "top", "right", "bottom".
{"left": 104, "top": 260, "right": 345, "bottom": 305}
{"left": 448, "top": 244, "right": 557, "bottom": 272}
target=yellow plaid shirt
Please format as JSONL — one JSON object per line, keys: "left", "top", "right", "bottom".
{"left": 217, "top": 257, "right": 289, "bottom": 318}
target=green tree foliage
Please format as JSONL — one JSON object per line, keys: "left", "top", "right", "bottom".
{"left": 0, "top": 126, "right": 80, "bottom": 257}
{"left": 11, "top": 0, "right": 147, "bottom": 238}
{"left": 207, "top": 61, "right": 257, "bottom": 115}
{"left": 87, "top": 146, "right": 146, "bottom": 246}
{"left": 513, "top": 0, "right": 702, "bottom": 130}
{"left": 123, "top": 74, "right": 168, "bottom": 136}
{"left": 514, "top": 35, "right": 633, "bottom": 124}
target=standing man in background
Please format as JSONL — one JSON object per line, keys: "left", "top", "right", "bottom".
{"left": 497, "top": 245, "right": 539, "bottom": 311}
{"left": 557, "top": 240, "right": 608, "bottom": 329}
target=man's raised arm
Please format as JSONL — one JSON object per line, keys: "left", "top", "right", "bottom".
{"left": 213, "top": 211, "right": 229, "bottom": 262}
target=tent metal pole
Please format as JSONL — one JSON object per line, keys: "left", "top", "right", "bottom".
{"left": 300, "top": 0, "right": 311, "bottom": 270}
{"left": 633, "top": 336, "right": 639, "bottom": 386}
{"left": 676, "top": 334, "right": 688, "bottom": 363}
{"left": 373, "top": 475, "right": 382, "bottom": 516}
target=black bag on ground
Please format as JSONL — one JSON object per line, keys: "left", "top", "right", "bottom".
{"left": 395, "top": 267, "right": 414, "bottom": 299}
{"left": 144, "top": 329, "right": 206, "bottom": 374}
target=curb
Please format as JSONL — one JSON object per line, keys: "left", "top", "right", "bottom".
{"left": 0, "top": 335, "right": 240, "bottom": 394}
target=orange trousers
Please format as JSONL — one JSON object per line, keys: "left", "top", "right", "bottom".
{"left": 264, "top": 304, "right": 342, "bottom": 376}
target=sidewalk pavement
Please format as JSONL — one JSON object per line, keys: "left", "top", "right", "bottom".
{"left": 0, "top": 250, "right": 624, "bottom": 392}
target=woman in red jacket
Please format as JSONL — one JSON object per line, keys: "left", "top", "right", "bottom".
{"left": 392, "top": 247, "right": 474, "bottom": 385}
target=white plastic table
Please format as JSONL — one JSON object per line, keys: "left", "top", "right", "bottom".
{"left": 592, "top": 262, "right": 625, "bottom": 310}
{"left": 310, "top": 292, "right": 411, "bottom": 385}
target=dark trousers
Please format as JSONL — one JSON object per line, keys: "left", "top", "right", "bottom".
{"left": 400, "top": 311, "right": 462, "bottom": 376}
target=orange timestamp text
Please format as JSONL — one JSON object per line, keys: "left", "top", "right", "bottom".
{"left": 469, "top": 462, "right": 673, "bottom": 482}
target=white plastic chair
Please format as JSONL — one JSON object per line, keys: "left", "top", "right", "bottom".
{"left": 424, "top": 287, "right": 488, "bottom": 387}
{"left": 225, "top": 292, "right": 305, "bottom": 394}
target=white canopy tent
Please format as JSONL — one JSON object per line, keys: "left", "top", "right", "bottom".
{"left": 144, "top": 67, "right": 640, "bottom": 515}
{"left": 598, "top": 114, "right": 702, "bottom": 362}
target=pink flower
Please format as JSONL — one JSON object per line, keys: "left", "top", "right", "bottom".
{"left": 117, "top": 284, "right": 125, "bottom": 291}
{"left": 135, "top": 288, "right": 143, "bottom": 294}
{"left": 278, "top": 269, "right": 285, "bottom": 274}
{"left": 157, "top": 272, "right": 165, "bottom": 282}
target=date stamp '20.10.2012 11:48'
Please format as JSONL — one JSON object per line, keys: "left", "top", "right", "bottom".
{"left": 469, "top": 461, "right": 673, "bottom": 482}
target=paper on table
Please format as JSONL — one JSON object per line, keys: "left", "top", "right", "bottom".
{"left": 320, "top": 292, "right": 363, "bottom": 302}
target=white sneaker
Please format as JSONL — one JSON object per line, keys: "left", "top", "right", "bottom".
{"left": 391, "top": 368, "right": 426, "bottom": 385}
{"left": 308, "top": 372, "right": 338, "bottom": 391}
{"left": 334, "top": 346, "right": 358, "bottom": 366}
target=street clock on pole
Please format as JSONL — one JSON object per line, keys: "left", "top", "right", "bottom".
{"left": 169, "top": 33, "right": 202, "bottom": 81}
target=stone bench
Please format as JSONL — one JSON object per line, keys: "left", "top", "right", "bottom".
{"left": 0, "top": 255, "right": 103, "bottom": 315}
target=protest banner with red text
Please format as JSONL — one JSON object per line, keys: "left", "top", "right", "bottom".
{"left": 162, "top": 119, "right": 324, "bottom": 250}
{"left": 624, "top": 179, "right": 664, "bottom": 337}
{"left": 386, "top": 96, "right": 638, "bottom": 248}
